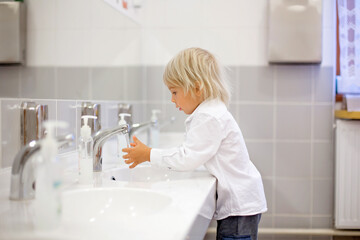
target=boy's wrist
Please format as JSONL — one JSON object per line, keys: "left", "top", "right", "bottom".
{"left": 147, "top": 147, "right": 152, "bottom": 162}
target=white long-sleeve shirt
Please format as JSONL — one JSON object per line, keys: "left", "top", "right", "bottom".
{"left": 150, "top": 99, "right": 267, "bottom": 220}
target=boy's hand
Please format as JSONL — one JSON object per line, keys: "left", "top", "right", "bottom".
{"left": 122, "top": 136, "right": 151, "bottom": 169}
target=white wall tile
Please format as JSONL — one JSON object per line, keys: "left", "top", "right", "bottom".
{"left": 26, "top": 30, "right": 57, "bottom": 66}
{"left": 91, "top": 0, "right": 129, "bottom": 29}
{"left": 164, "top": 0, "right": 205, "bottom": 28}
{"left": 90, "top": 29, "right": 142, "bottom": 66}
{"left": 143, "top": 28, "right": 191, "bottom": 65}
{"left": 56, "top": 0, "right": 92, "bottom": 30}
{"left": 204, "top": 0, "right": 267, "bottom": 28}
{"left": 202, "top": 28, "right": 268, "bottom": 66}
{"left": 27, "top": 0, "right": 56, "bottom": 31}
{"left": 140, "top": 0, "right": 166, "bottom": 28}
{"left": 56, "top": 30, "right": 91, "bottom": 67}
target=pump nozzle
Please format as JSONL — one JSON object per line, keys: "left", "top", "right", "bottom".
{"left": 118, "top": 113, "right": 131, "bottom": 125}
{"left": 41, "top": 121, "right": 69, "bottom": 164}
{"left": 151, "top": 109, "right": 161, "bottom": 123}
{"left": 43, "top": 121, "right": 69, "bottom": 139}
{"left": 81, "top": 115, "right": 97, "bottom": 140}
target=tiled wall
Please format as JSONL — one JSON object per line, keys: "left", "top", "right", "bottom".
{"left": 0, "top": 0, "right": 336, "bottom": 236}
{"left": 0, "top": 66, "right": 147, "bottom": 168}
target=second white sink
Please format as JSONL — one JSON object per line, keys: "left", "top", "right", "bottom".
{"left": 103, "top": 165, "right": 193, "bottom": 182}
{"left": 62, "top": 188, "right": 172, "bottom": 224}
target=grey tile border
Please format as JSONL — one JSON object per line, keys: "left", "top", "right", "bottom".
{"left": 0, "top": 66, "right": 21, "bottom": 98}
{"left": 20, "top": 67, "right": 56, "bottom": 99}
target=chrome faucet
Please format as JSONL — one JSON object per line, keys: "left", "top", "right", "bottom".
{"left": 93, "top": 124, "right": 129, "bottom": 172}
{"left": 129, "top": 117, "right": 176, "bottom": 144}
{"left": 129, "top": 121, "right": 153, "bottom": 139}
{"left": 10, "top": 134, "right": 74, "bottom": 201}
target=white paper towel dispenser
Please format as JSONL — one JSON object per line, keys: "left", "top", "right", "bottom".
{"left": 0, "top": 1, "right": 26, "bottom": 64}
{"left": 268, "top": 0, "right": 322, "bottom": 64}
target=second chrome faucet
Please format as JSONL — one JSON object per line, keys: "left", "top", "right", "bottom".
{"left": 92, "top": 124, "right": 129, "bottom": 172}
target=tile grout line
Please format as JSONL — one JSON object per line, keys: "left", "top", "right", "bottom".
{"left": 310, "top": 65, "right": 315, "bottom": 229}
{"left": 0, "top": 99, "right": 2, "bottom": 168}
{"left": 272, "top": 65, "right": 277, "bottom": 228}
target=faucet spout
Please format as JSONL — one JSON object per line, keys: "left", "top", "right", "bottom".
{"left": 93, "top": 124, "right": 129, "bottom": 172}
{"left": 129, "top": 121, "right": 152, "bottom": 139}
{"left": 10, "top": 134, "right": 74, "bottom": 200}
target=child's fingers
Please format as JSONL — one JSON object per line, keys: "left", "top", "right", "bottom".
{"left": 133, "top": 135, "right": 140, "bottom": 144}
{"left": 125, "top": 159, "right": 134, "bottom": 164}
{"left": 122, "top": 147, "right": 131, "bottom": 153}
{"left": 129, "top": 162, "right": 138, "bottom": 169}
{"left": 130, "top": 142, "right": 136, "bottom": 147}
{"left": 122, "top": 153, "right": 130, "bottom": 159}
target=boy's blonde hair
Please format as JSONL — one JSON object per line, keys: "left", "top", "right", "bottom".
{"left": 163, "top": 48, "right": 231, "bottom": 105}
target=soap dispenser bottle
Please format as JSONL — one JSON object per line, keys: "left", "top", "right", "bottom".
{"left": 117, "top": 113, "right": 131, "bottom": 161}
{"left": 149, "top": 109, "right": 161, "bottom": 148}
{"left": 79, "top": 115, "right": 97, "bottom": 184}
{"left": 34, "top": 121, "right": 68, "bottom": 230}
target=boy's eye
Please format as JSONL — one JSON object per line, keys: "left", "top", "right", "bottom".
{"left": 172, "top": 92, "right": 176, "bottom": 95}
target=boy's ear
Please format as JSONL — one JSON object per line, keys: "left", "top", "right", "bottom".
{"left": 195, "top": 81, "right": 202, "bottom": 96}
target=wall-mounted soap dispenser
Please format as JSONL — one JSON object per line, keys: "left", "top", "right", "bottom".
{"left": 0, "top": 1, "right": 26, "bottom": 64}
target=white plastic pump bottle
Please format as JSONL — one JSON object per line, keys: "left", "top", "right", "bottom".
{"left": 149, "top": 109, "right": 161, "bottom": 148}
{"left": 79, "top": 115, "right": 97, "bottom": 184}
{"left": 117, "top": 113, "right": 131, "bottom": 161}
{"left": 34, "top": 121, "right": 68, "bottom": 230}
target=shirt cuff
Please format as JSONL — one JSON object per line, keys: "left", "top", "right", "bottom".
{"left": 150, "top": 148, "right": 162, "bottom": 167}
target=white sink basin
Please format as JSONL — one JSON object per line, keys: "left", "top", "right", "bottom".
{"left": 62, "top": 188, "right": 172, "bottom": 224}
{"left": 103, "top": 165, "right": 194, "bottom": 182}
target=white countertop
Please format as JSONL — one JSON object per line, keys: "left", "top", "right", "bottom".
{"left": 0, "top": 137, "right": 216, "bottom": 240}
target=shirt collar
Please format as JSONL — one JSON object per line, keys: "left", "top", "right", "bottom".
{"left": 185, "top": 98, "right": 223, "bottom": 124}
